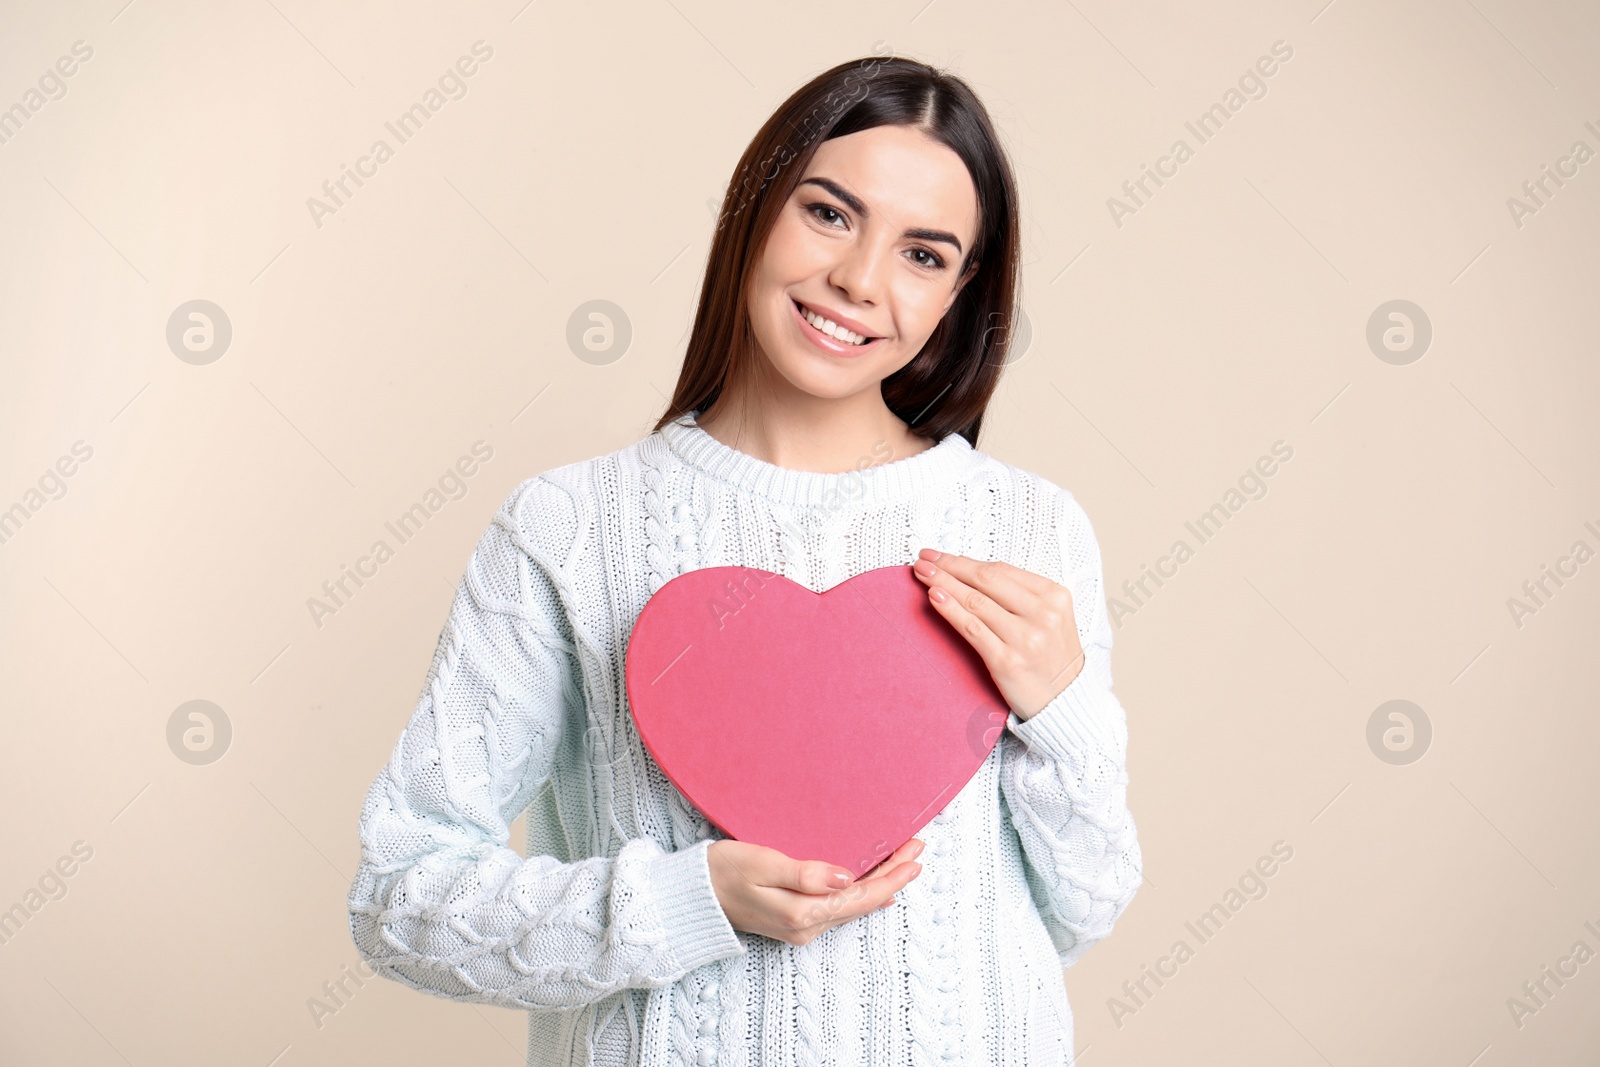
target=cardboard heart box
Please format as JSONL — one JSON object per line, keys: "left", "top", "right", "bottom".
{"left": 624, "top": 563, "right": 1009, "bottom": 876}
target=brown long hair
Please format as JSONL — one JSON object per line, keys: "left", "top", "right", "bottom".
{"left": 650, "top": 52, "right": 1021, "bottom": 447}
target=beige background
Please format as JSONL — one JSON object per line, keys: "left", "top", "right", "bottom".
{"left": 1, "top": 0, "right": 1597, "bottom": 1063}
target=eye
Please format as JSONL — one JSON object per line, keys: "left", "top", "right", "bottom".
{"left": 805, "top": 203, "right": 846, "bottom": 228}
{"left": 804, "top": 201, "right": 947, "bottom": 271}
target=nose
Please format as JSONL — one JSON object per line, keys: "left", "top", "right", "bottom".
{"left": 826, "top": 228, "right": 890, "bottom": 309}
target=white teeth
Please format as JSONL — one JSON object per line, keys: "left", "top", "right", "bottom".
{"left": 798, "top": 302, "right": 870, "bottom": 345}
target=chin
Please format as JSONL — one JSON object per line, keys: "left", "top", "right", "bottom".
{"left": 771, "top": 359, "right": 875, "bottom": 402}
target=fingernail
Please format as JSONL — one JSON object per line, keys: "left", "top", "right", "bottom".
{"left": 911, "top": 842, "right": 926, "bottom": 859}
{"left": 830, "top": 870, "right": 852, "bottom": 887}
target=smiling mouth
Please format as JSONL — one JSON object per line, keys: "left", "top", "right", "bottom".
{"left": 792, "top": 298, "right": 882, "bottom": 348}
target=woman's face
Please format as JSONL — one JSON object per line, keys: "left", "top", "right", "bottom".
{"left": 743, "top": 124, "right": 980, "bottom": 406}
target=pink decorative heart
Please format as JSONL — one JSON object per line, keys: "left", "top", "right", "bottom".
{"left": 625, "top": 564, "right": 1009, "bottom": 877}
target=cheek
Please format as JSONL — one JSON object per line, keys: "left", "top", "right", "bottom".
{"left": 746, "top": 287, "right": 785, "bottom": 352}
{"left": 761, "top": 212, "right": 821, "bottom": 273}
{"left": 892, "top": 282, "right": 952, "bottom": 335}
{"left": 750, "top": 228, "right": 813, "bottom": 322}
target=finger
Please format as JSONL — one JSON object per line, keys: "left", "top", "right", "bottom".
{"left": 727, "top": 841, "right": 854, "bottom": 895}
{"left": 912, "top": 555, "right": 1035, "bottom": 649}
{"left": 793, "top": 876, "right": 884, "bottom": 929}
{"left": 851, "top": 859, "right": 924, "bottom": 906}
{"left": 883, "top": 859, "right": 924, "bottom": 893}
{"left": 917, "top": 549, "right": 1052, "bottom": 611}
{"left": 915, "top": 561, "right": 1018, "bottom": 659}
{"left": 792, "top": 857, "right": 860, "bottom": 895}
{"left": 856, "top": 838, "right": 925, "bottom": 882}
{"left": 805, "top": 850, "right": 922, "bottom": 917}
{"left": 806, "top": 862, "right": 920, "bottom": 930}
{"left": 829, "top": 862, "right": 923, "bottom": 928}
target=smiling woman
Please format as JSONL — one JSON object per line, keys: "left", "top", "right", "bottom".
{"left": 727, "top": 123, "right": 982, "bottom": 420}
{"left": 348, "top": 53, "right": 1142, "bottom": 1067}
{"left": 663, "top": 56, "right": 1019, "bottom": 461}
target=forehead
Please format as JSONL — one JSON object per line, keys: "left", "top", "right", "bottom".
{"left": 800, "top": 125, "right": 978, "bottom": 243}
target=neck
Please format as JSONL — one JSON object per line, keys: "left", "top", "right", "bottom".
{"left": 694, "top": 379, "right": 934, "bottom": 475}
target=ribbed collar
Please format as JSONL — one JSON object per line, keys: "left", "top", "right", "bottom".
{"left": 657, "top": 412, "right": 977, "bottom": 509}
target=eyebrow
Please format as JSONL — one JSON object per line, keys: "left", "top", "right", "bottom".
{"left": 797, "top": 176, "right": 965, "bottom": 256}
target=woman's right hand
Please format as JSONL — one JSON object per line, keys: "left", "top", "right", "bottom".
{"left": 707, "top": 837, "right": 925, "bottom": 946}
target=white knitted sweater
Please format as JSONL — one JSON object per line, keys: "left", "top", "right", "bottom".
{"left": 347, "top": 412, "right": 1143, "bottom": 1066}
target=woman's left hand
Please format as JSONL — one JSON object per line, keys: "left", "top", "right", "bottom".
{"left": 911, "top": 548, "right": 1085, "bottom": 721}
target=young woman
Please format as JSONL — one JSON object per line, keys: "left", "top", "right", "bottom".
{"left": 348, "top": 53, "right": 1142, "bottom": 1067}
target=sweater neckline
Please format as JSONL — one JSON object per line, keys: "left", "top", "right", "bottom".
{"left": 658, "top": 412, "right": 975, "bottom": 509}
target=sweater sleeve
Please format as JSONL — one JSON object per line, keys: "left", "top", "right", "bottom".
{"left": 997, "top": 486, "right": 1143, "bottom": 969}
{"left": 347, "top": 481, "right": 746, "bottom": 1010}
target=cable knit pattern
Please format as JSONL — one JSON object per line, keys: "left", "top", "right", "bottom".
{"left": 347, "top": 412, "right": 1143, "bottom": 1066}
